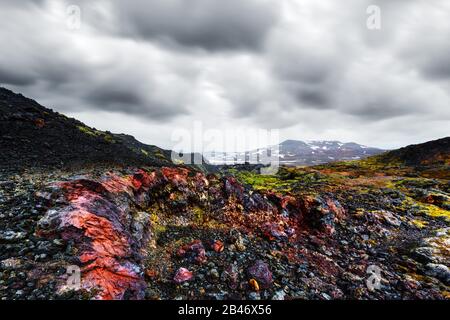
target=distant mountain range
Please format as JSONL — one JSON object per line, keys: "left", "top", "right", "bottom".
{"left": 204, "top": 140, "right": 385, "bottom": 166}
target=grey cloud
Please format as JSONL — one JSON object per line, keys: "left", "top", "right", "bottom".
{"left": 297, "top": 88, "right": 330, "bottom": 108}
{"left": 87, "top": 87, "right": 144, "bottom": 107}
{"left": 105, "top": 0, "right": 280, "bottom": 52}
{"left": 1, "top": 0, "right": 45, "bottom": 6}
{"left": 347, "top": 99, "right": 412, "bottom": 121}
{"left": 269, "top": 40, "right": 339, "bottom": 85}
{"left": 404, "top": 37, "right": 450, "bottom": 81}
{"left": 422, "top": 61, "right": 450, "bottom": 81}
{"left": 83, "top": 83, "right": 187, "bottom": 120}
{"left": 0, "top": 67, "right": 36, "bottom": 86}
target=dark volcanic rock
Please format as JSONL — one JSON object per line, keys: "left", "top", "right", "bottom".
{"left": 247, "top": 260, "right": 273, "bottom": 289}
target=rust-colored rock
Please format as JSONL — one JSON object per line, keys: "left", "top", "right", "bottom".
{"left": 211, "top": 240, "right": 224, "bottom": 253}
{"left": 249, "top": 278, "right": 260, "bottom": 291}
{"left": 177, "top": 240, "right": 207, "bottom": 264}
{"left": 173, "top": 267, "right": 193, "bottom": 284}
{"left": 37, "top": 171, "right": 155, "bottom": 300}
{"left": 300, "top": 195, "right": 346, "bottom": 235}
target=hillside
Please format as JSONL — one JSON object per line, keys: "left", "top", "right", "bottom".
{"left": 379, "top": 137, "right": 450, "bottom": 167}
{"left": 316, "top": 138, "right": 450, "bottom": 180}
{"left": 0, "top": 88, "right": 177, "bottom": 172}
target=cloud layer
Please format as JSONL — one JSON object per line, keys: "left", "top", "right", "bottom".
{"left": 0, "top": 0, "right": 449, "bottom": 150}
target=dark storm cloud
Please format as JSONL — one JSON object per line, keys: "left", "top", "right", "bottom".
{"left": 0, "top": 67, "right": 36, "bottom": 86}
{"left": 1, "top": 0, "right": 45, "bottom": 6}
{"left": 297, "top": 88, "right": 330, "bottom": 108}
{"left": 422, "top": 62, "right": 450, "bottom": 81}
{"left": 108, "top": 0, "right": 280, "bottom": 52}
{"left": 403, "top": 35, "right": 450, "bottom": 81}
{"left": 83, "top": 84, "right": 187, "bottom": 120}
{"left": 87, "top": 87, "right": 144, "bottom": 107}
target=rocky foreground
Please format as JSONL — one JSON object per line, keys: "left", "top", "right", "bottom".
{"left": 0, "top": 159, "right": 449, "bottom": 300}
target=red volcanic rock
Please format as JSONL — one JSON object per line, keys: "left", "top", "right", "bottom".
{"left": 261, "top": 222, "right": 288, "bottom": 241}
{"left": 36, "top": 167, "right": 209, "bottom": 299}
{"left": 194, "top": 172, "right": 209, "bottom": 188}
{"left": 266, "top": 193, "right": 301, "bottom": 220}
{"left": 211, "top": 240, "right": 224, "bottom": 253}
{"left": 280, "top": 195, "right": 298, "bottom": 209}
{"left": 173, "top": 267, "right": 193, "bottom": 284}
{"left": 224, "top": 176, "right": 245, "bottom": 201}
{"left": 161, "top": 167, "right": 189, "bottom": 186}
{"left": 37, "top": 172, "right": 154, "bottom": 300}
{"left": 301, "top": 195, "right": 345, "bottom": 235}
{"left": 131, "top": 170, "right": 157, "bottom": 190}
{"left": 247, "top": 260, "right": 273, "bottom": 289}
{"left": 81, "top": 260, "right": 144, "bottom": 300}
{"left": 145, "top": 269, "right": 159, "bottom": 279}
{"left": 177, "top": 240, "right": 207, "bottom": 264}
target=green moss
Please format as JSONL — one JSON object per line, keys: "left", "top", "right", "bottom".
{"left": 148, "top": 206, "right": 167, "bottom": 236}
{"left": 77, "top": 125, "right": 98, "bottom": 137}
{"left": 393, "top": 177, "right": 438, "bottom": 190}
{"left": 192, "top": 206, "right": 205, "bottom": 224}
{"left": 77, "top": 125, "right": 116, "bottom": 143}
{"left": 315, "top": 155, "right": 407, "bottom": 178}
{"left": 103, "top": 134, "right": 115, "bottom": 143}
{"left": 141, "top": 149, "right": 149, "bottom": 156}
{"left": 399, "top": 195, "right": 450, "bottom": 221}
{"left": 155, "top": 151, "right": 166, "bottom": 160}
{"left": 235, "top": 171, "right": 293, "bottom": 192}
{"left": 233, "top": 167, "right": 337, "bottom": 193}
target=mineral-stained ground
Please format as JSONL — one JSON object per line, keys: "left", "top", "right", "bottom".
{"left": 0, "top": 88, "right": 449, "bottom": 300}
{"left": 0, "top": 159, "right": 449, "bottom": 300}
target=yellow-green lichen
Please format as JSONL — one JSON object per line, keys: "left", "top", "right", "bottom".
{"left": 77, "top": 125, "right": 98, "bottom": 137}
{"left": 155, "top": 151, "right": 166, "bottom": 160}
{"left": 192, "top": 206, "right": 205, "bottom": 224}
{"left": 421, "top": 203, "right": 450, "bottom": 220}
{"left": 148, "top": 206, "right": 167, "bottom": 236}
{"left": 410, "top": 219, "right": 429, "bottom": 229}
{"left": 77, "top": 125, "right": 116, "bottom": 143}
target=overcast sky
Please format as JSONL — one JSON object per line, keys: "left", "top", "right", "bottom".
{"left": 0, "top": 0, "right": 449, "bottom": 151}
